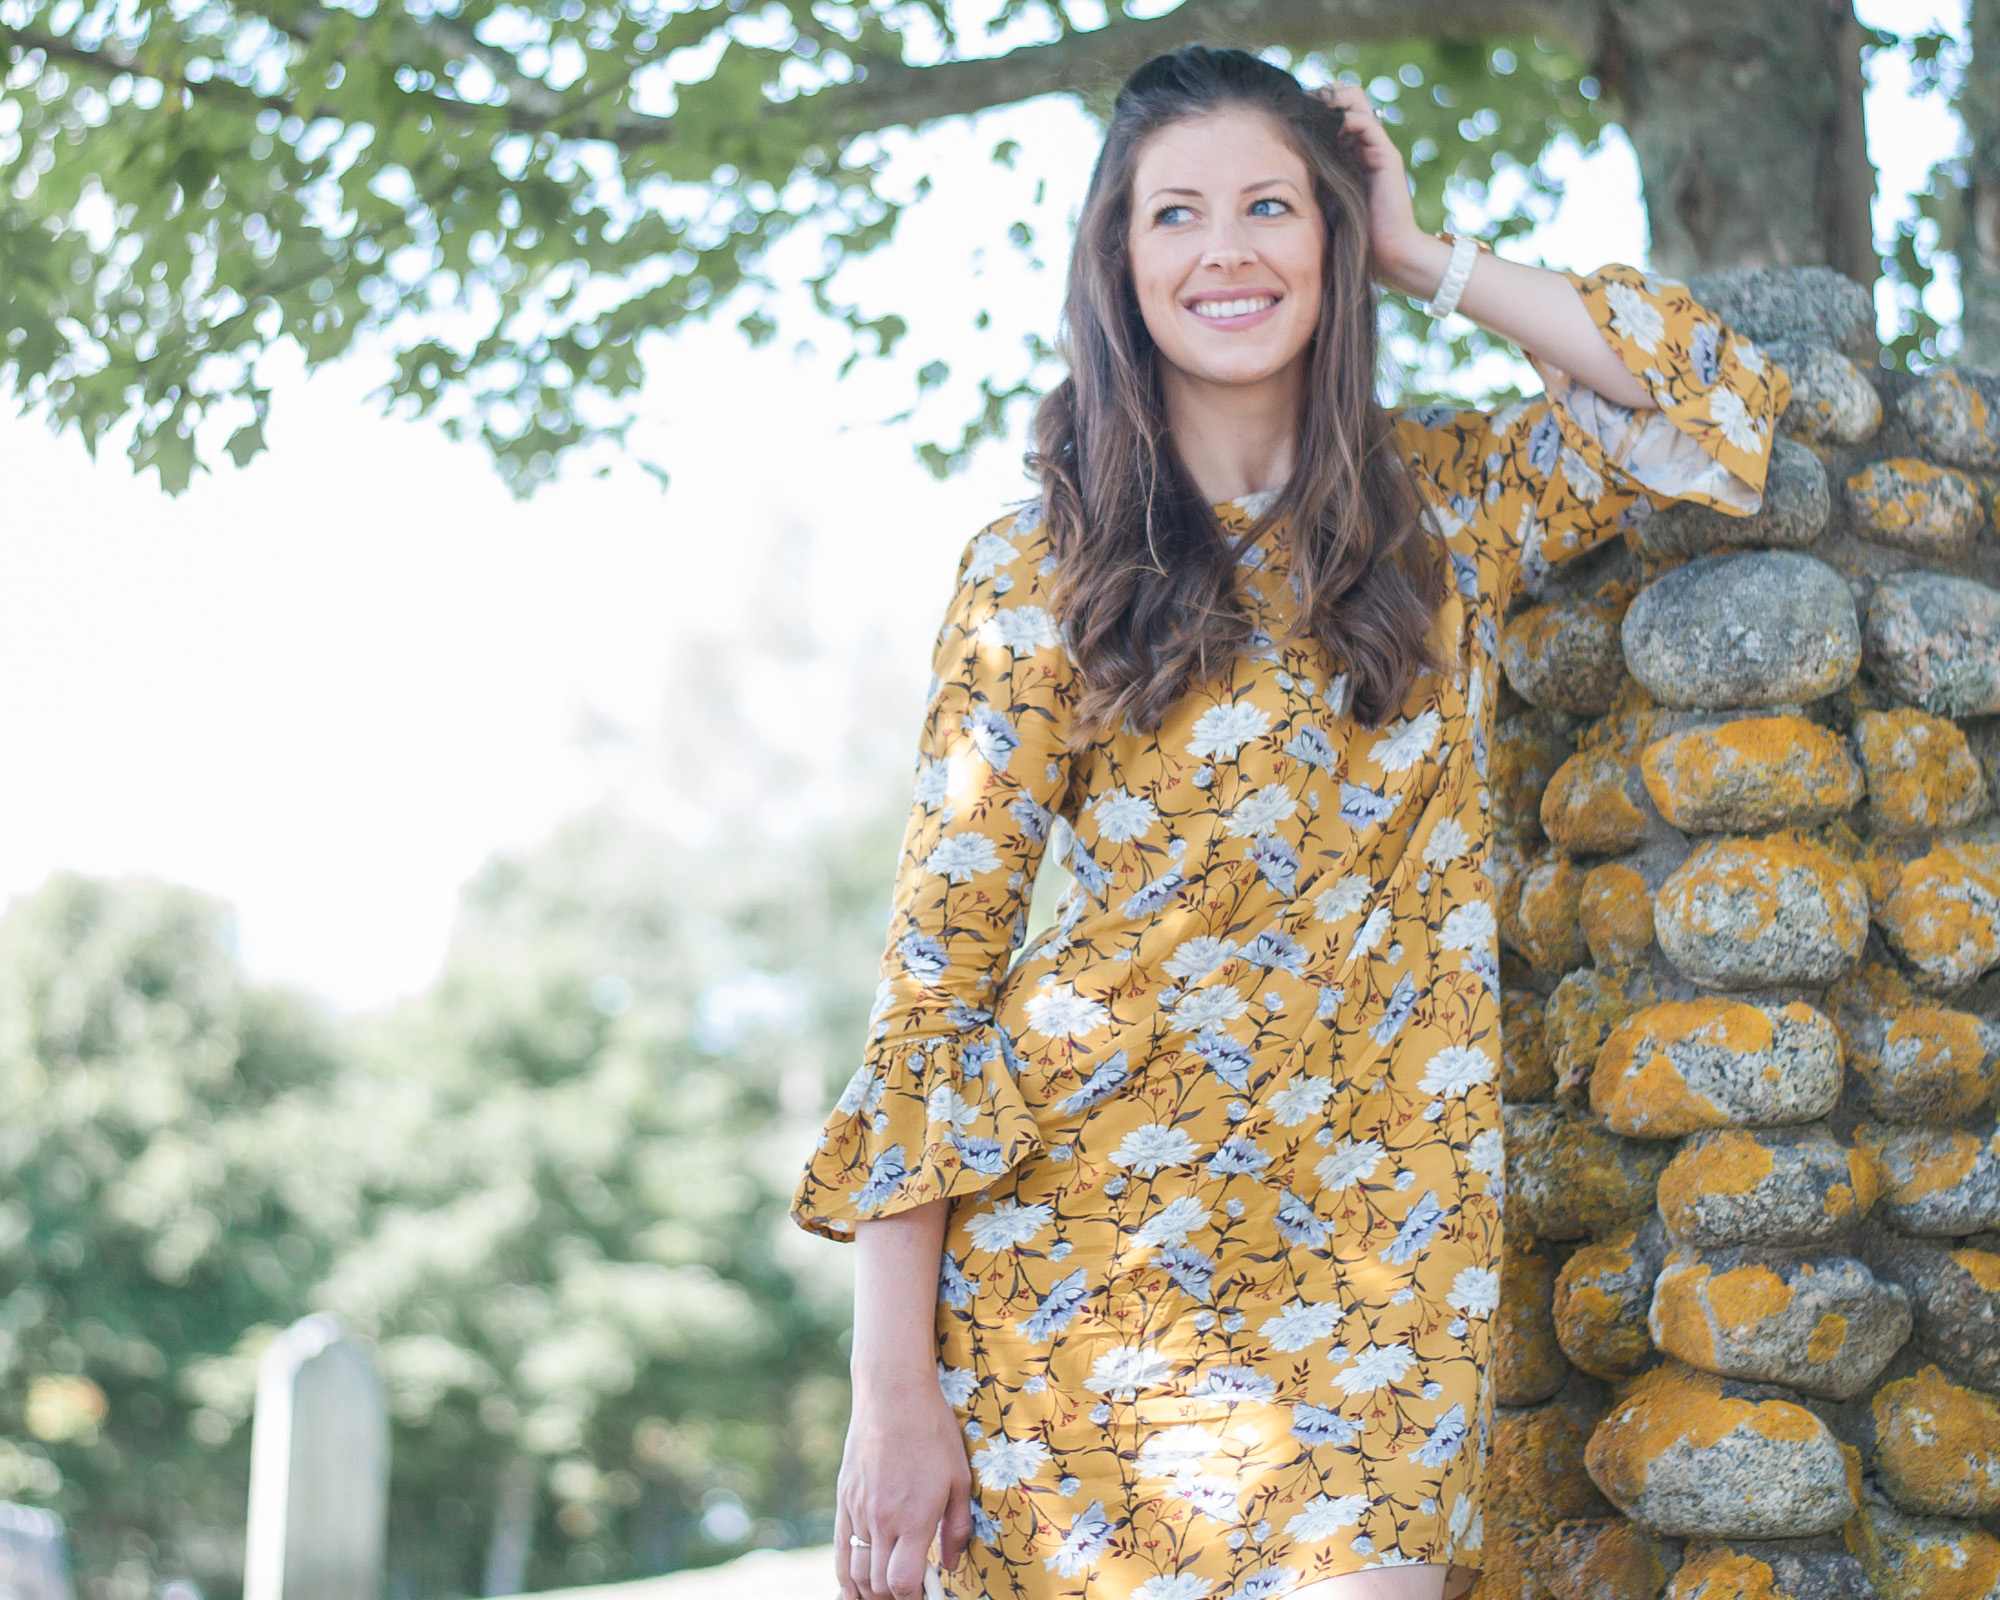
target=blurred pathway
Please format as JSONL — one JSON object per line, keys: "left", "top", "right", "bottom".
{"left": 530, "top": 1548, "right": 835, "bottom": 1600}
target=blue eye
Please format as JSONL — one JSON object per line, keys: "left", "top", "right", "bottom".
{"left": 1249, "top": 197, "right": 1290, "bottom": 216}
{"left": 1155, "top": 204, "right": 1193, "bottom": 226}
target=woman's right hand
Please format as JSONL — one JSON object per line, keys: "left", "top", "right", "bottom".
{"left": 835, "top": 1381, "right": 974, "bottom": 1600}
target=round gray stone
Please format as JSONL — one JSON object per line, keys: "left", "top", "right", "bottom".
{"left": 1502, "top": 597, "right": 1627, "bottom": 716}
{"left": 1622, "top": 552, "right": 1862, "bottom": 711}
{"left": 1865, "top": 570, "right": 2000, "bottom": 718}
{"left": 1858, "top": 1121, "right": 2000, "bottom": 1236}
{"left": 1649, "top": 1246, "right": 1912, "bottom": 1400}
{"left": 1658, "top": 1123, "right": 1873, "bottom": 1249}
{"left": 1865, "top": 1237, "right": 2000, "bottom": 1390}
{"left": 1687, "top": 267, "right": 1878, "bottom": 361}
{"left": 1653, "top": 837, "right": 1868, "bottom": 989}
{"left": 1898, "top": 368, "right": 2000, "bottom": 467}
{"left": 1638, "top": 437, "right": 1831, "bottom": 558}
{"left": 1772, "top": 340, "right": 1884, "bottom": 446}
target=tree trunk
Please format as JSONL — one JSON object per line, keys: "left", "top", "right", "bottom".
{"left": 1959, "top": 0, "right": 2000, "bottom": 366}
{"left": 1595, "top": 0, "right": 1878, "bottom": 286}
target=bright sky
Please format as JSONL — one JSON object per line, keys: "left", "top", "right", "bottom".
{"left": 0, "top": 1, "right": 1963, "bottom": 1010}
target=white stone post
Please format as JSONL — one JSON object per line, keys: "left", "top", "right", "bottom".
{"left": 244, "top": 1314, "right": 390, "bottom": 1600}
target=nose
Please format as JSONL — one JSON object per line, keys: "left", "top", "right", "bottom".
{"left": 1199, "top": 215, "right": 1256, "bottom": 272}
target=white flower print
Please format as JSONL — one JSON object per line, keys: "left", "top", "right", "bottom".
{"left": 1315, "top": 1138, "right": 1384, "bottom": 1191}
{"left": 1166, "top": 1473, "right": 1243, "bottom": 1525}
{"left": 1164, "top": 936, "right": 1238, "bottom": 982}
{"left": 1314, "top": 875, "right": 1371, "bottom": 922}
{"left": 1225, "top": 783, "right": 1298, "bottom": 838}
{"left": 1709, "top": 385, "right": 1763, "bottom": 451}
{"left": 1134, "top": 1196, "right": 1211, "bottom": 1250}
{"left": 1419, "top": 1044, "right": 1495, "bottom": 1098}
{"left": 1286, "top": 1494, "right": 1370, "bottom": 1541}
{"left": 1133, "top": 1578, "right": 1215, "bottom": 1600}
{"left": 971, "top": 1434, "right": 1050, "bottom": 1490}
{"left": 1441, "top": 900, "right": 1497, "bottom": 951}
{"left": 1423, "top": 817, "right": 1470, "bottom": 869}
{"left": 1186, "top": 701, "right": 1271, "bottom": 760}
{"left": 1093, "top": 787, "right": 1158, "bottom": 843}
{"left": 1136, "top": 1426, "right": 1221, "bottom": 1477}
{"left": 1185, "top": 1366, "right": 1278, "bottom": 1403}
{"left": 1025, "top": 982, "right": 1109, "bottom": 1039}
{"left": 938, "top": 1364, "right": 978, "bottom": 1406}
{"left": 1733, "top": 336, "right": 1766, "bottom": 375}
{"left": 1173, "top": 985, "right": 1247, "bottom": 1029}
{"left": 1234, "top": 1566, "right": 1301, "bottom": 1600}
{"left": 1334, "top": 1342, "right": 1416, "bottom": 1396}
{"left": 964, "top": 1201, "right": 1052, "bottom": 1253}
{"left": 1447, "top": 1265, "right": 1500, "bottom": 1317}
{"left": 1083, "top": 1344, "right": 1173, "bottom": 1397}
{"left": 925, "top": 832, "right": 999, "bottom": 883}
{"left": 1470, "top": 1127, "right": 1506, "bottom": 1185}
{"left": 1369, "top": 708, "right": 1440, "bottom": 774}
{"left": 1111, "top": 1124, "right": 1202, "bottom": 1176}
{"left": 1351, "top": 905, "right": 1392, "bottom": 958}
{"left": 912, "top": 758, "right": 949, "bottom": 808}
{"left": 925, "top": 1085, "right": 979, "bottom": 1128}
{"left": 1258, "top": 1299, "right": 1345, "bottom": 1353}
{"left": 963, "top": 530, "right": 1017, "bottom": 580}
{"left": 1559, "top": 444, "right": 1605, "bottom": 503}
{"left": 976, "top": 605, "right": 1059, "bottom": 655}
{"left": 1605, "top": 279, "right": 1664, "bottom": 352}
{"left": 1268, "top": 1074, "right": 1333, "bottom": 1127}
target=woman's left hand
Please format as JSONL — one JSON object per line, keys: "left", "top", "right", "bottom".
{"left": 1316, "top": 83, "right": 1437, "bottom": 297}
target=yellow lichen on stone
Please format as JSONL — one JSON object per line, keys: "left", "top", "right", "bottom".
{"left": 1502, "top": 989, "right": 1557, "bottom": 1102}
{"left": 1663, "top": 1547, "right": 1785, "bottom": 1600}
{"left": 1805, "top": 1312, "right": 1847, "bottom": 1363}
{"left": 1542, "top": 748, "right": 1652, "bottom": 857}
{"left": 1551, "top": 1220, "right": 1657, "bottom": 1380}
{"left": 1950, "top": 1247, "right": 2000, "bottom": 1293}
{"left": 1641, "top": 717, "right": 1863, "bottom": 834}
{"left": 1845, "top": 456, "right": 1984, "bottom": 556}
{"left": 1580, "top": 863, "right": 1654, "bottom": 965}
{"left": 1651, "top": 1258, "right": 1796, "bottom": 1376}
{"left": 1856, "top": 1123, "right": 1984, "bottom": 1204}
{"left": 1591, "top": 998, "right": 1820, "bottom": 1137}
{"left": 1871, "top": 1364, "right": 2000, "bottom": 1518}
{"left": 1514, "top": 854, "right": 1589, "bottom": 977}
{"left": 1654, "top": 833, "right": 1869, "bottom": 989}
{"left": 1487, "top": 1403, "right": 1614, "bottom": 1532}
{"left": 1496, "top": 1236, "right": 1571, "bottom": 1406}
{"left": 1881, "top": 842, "right": 2000, "bottom": 989}
{"left": 1846, "top": 1488, "right": 2000, "bottom": 1600}
{"left": 1853, "top": 708, "right": 1991, "bottom": 834}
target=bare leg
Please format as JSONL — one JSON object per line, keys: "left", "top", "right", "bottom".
{"left": 1289, "top": 1562, "right": 1478, "bottom": 1600}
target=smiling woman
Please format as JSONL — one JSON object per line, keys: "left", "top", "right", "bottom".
{"left": 791, "top": 43, "right": 1791, "bottom": 1600}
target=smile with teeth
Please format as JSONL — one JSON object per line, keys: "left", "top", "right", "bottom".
{"left": 1190, "top": 295, "right": 1277, "bottom": 319}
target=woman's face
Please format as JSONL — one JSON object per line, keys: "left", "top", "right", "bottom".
{"left": 1126, "top": 108, "right": 1324, "bottom": 393}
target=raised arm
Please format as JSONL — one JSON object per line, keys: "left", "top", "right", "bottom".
{"left": 1322, "top": 81, "right": 1655, "bottom": 412}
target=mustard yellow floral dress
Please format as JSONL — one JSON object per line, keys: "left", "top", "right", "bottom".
{"left": 794, "top": 267, "right": 1789, "bottom": 1597}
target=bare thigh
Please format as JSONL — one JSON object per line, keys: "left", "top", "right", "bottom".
{"left": 1290, "top": 1563, "right": 1478, "bottom": 1600}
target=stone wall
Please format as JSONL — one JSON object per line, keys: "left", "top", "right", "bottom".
{"left": 1474, "top": 267, "right": 2000, "bottom": 1600}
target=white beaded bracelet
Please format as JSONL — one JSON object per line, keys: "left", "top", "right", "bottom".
{"left": 1423, "top": 233, "right": 1481, "bottom": 321}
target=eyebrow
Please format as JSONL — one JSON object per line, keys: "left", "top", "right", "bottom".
{"left": 1141, "top": 177, "right": 1299, "bottom": 204}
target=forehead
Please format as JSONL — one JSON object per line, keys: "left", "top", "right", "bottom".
{"left": 1131, "top": 108, "right": 1310, "bottom": 196}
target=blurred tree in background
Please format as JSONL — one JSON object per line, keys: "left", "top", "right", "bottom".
{"left": 0, "top": 798, "right": 902, "bottom": 1600}
{"left": 0, "top": 0, "right": 1939, "bottom": 493}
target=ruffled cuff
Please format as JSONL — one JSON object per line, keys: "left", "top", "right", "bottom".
{"left": 790, "top": 1027, "right": 1046, "bottom": 1241}
{"left": 1538, "top": 265, "right": 1794, "bottom": 516}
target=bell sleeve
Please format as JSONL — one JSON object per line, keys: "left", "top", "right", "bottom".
{"left": 791, "top": 510, "right": 1081, "bottom": 1241}
{"left": 1500, "top": 264, "right": 1794, "bottom": 580}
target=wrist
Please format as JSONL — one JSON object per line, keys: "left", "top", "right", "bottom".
{"left": 851, "top": 1354, "right": 941, "bottom": 1406}
{"left": 1378, "top": 230, "right": 1452, "bottom": 300}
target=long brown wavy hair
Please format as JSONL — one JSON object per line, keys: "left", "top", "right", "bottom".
{"left": 1032, "top": 45, "right": 1444, "bottom": 739}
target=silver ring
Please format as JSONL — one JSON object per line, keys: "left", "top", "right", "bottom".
{"left": 849, "top": 1535, "right": 872, "bottom": 1549}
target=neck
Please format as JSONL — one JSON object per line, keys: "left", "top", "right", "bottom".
{"left": 1158, "top": 353, "right": 1307, "bottom": 506}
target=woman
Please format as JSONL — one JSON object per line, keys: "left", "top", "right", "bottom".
{"left": 793, "top": 45, "right": 1787, "bottom": 1600}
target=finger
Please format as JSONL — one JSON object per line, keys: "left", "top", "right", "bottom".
{"left": 833, "top": 1506, "right": 860, "bottom": 1600}
{"left": 938, "top": 1476, "right": 974, "bottom": 1569}
{"left": 869, "top": 1522, "right": 894, "bottom": 1599}
{"left": 885, "top": 1532, "right": 930, "bottom": 1600}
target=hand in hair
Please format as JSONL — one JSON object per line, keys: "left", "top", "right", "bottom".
{"left": 1313, "top": 83, "right": 1432, "bottom": 296}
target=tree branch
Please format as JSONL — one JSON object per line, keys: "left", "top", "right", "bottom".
{"left": 815, "top": 0, "right": 1596, "bottom": 136}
